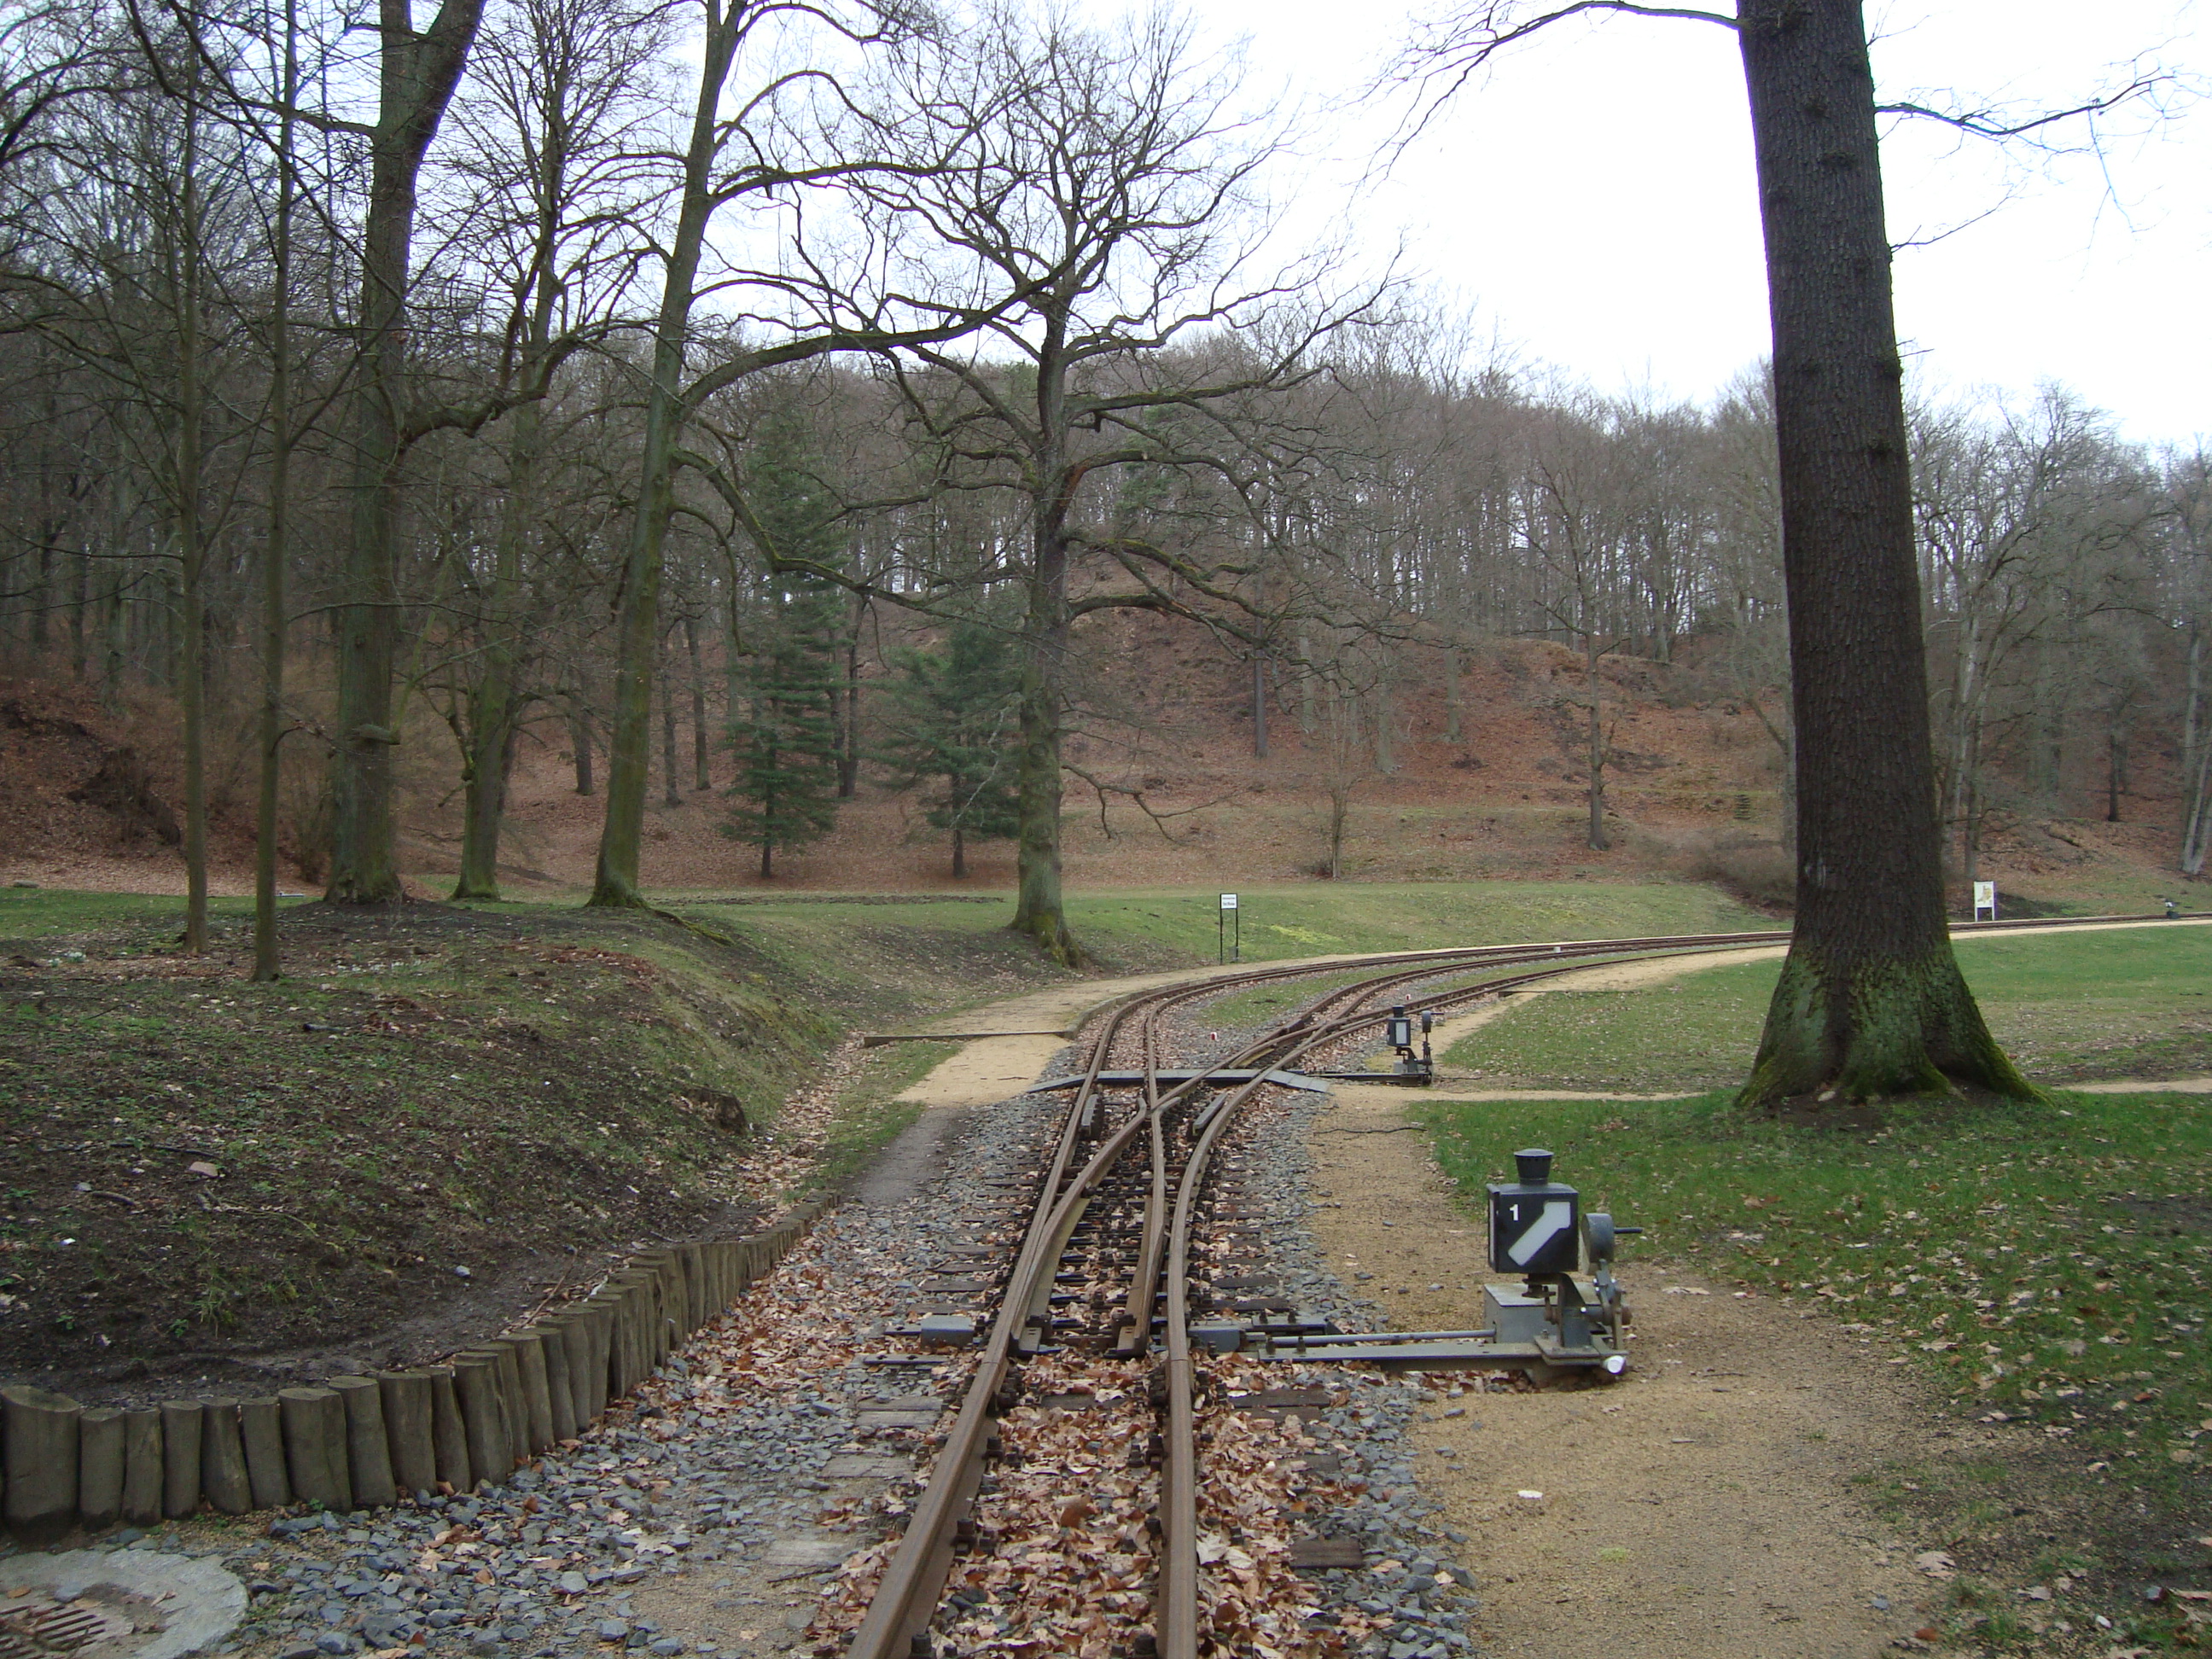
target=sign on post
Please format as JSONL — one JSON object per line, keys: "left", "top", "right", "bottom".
{"left": 1972, "top": 880, "right": 1997, "bottom": 922}
{"left": 1218, "top": 894, "right": 1240, "bottom": 963}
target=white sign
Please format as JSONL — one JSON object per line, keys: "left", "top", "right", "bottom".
{"left": 1220, "top": 893, "right": 1238, "bottom": 910}
{"left": 1972, "top": 880, "right": 1997, "bottom": 919}
{"left": 1505, "top": 1200, "right": 1575, "bottom": 1267}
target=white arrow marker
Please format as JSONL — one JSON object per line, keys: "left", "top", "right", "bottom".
{"left": 1507, "top": 1200, "right": 1574, "bottom": 1266}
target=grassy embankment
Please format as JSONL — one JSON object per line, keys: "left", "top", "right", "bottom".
{"left": 0, "top": 888, "right": 962, "bottom": 1397}
{"left": 1417, "top": 923, "right": 2212, "bottom": 1651}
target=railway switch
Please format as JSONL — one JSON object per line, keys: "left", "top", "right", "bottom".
{"left": 1382, "top": 1004, "right": 1435, "bottom": 1081}
{"left": 1260, "top": 1147, "right": 1637, "bottom": 1377}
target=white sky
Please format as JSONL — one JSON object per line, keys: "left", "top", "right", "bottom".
{"left": 1203, "top": 0, "right": 2210, "bottom": 448}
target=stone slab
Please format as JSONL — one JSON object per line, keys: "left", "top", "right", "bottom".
{"left": 0, "top": 1552, "right": 245, "bottom": 1659}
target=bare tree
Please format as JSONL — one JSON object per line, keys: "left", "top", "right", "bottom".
{"left": 761, "top": 3, "right": 1382, "bottom": 962}
{"left": 1517, "top": 402, "right": 1628, "bottom": 851}
{"left": 438, "top": 0, "right": 667, "bottom": 901}
{"left": 586, "top": 0, "right": 1010, "bottom": 911}
{"left": 323, "top": 0, "right": 488, "bottom": 904}
{"left": 2165, "top": 451, "right": 2212, "bottom": 877}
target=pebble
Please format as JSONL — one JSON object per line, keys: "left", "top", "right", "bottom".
{"left": 1225, "top": 1079, "right": 1493, "bottom": 1656}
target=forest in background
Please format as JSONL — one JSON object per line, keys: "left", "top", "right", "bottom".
{"left": 1, "top": 0, "right": 2209, "bottom": 963}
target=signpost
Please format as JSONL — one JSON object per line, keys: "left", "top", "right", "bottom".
{"left": 1972, "top": 880, "right": 1997, "bottom": 922}
{"left": 1219, "top": 893, "right": 1239, "bottom": 964}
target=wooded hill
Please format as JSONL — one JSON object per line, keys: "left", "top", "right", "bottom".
{"left": 0, "top": 2, "right": 2205, "bottom": 931}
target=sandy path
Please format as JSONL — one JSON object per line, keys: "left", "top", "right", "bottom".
{"left": 1305, "top": 1080, "right": 1966, "bottom": 1659}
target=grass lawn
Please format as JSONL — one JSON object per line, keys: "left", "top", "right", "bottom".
{"left": 0, "top": 888, "right": 310, "bottom": 939}
{"left": 1444, "top": 923, "right": 2212, "bottom": 1091}
{"left": 680, "top": 878, "right": 1777, "bottom": 985}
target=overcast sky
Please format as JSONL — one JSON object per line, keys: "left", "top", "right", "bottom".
{"left": 1204, "top": 0, "right": 2209, "bottom": 448}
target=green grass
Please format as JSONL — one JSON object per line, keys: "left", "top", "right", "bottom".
{"left": 1445, "top": 923, "right": 2212, "bottom": 1091}
{"left": 0, "top": 888, "right": 309, "bottom": 941}
{"left": 811, "top": 1040, "right": 953, "bottom": 1191}
{"left": 681, "top": 880, "right": 1775, "bottom": 986}
{"left": 1420, "top": 1086, "right": 2209, "bottom": 1460}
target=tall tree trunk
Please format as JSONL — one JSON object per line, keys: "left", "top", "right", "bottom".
{"left": 454, "top": 397, "right": 538, "bottom": 901}
{"left": 687, "top": 614, "right": 710, "bottom": 789}
{"left": 1585, "top": 635, "right": 1607, "bottom": 852}
{"left": 568, "top": 690, "right": 594, "bottom": 795}
{"left": 661, "top": 655, "right": 682, "bottom": 806}
{"left": 69, "top": 551, "right": 88, "bottom": 679}
{"left": 177, "top": 72, "right": 207, "bottom": 955}
{"left": 102, "top": 575, "right": 125, "bottom": 707}
{"left": 30, "top": 536, "right": 49, "bottom": 652}
{"left": 253, "top": 3, "right": 297, "bottom": 981}
{"left": 1443, "top": 649, "right": 1463, "bottom": 743}
{"left": 1251, "top": 655, "right": 1268, "bottom": 757}
{"left": 1295, "top": 629, "right": 1316, "bottom": 733}
{"left": 1011, "top": 553, "right": 1076, "bottom": 961}
{"left": 1735, "top": 0, "right": 2030, "bottom": 1107}
{"left": 327, "top": 0, "right": 486, "bottom": 905}
{"left": 837, "top": 600, "right": 862, "bottom": 798}
{"left": 951, "top": 819, "right": 966, "bottom": 879}
{"left": 2180, "top": 626, "right": 2209, "bottom": 876}
{"left": 2181, "top": 740, "right": 2211, "bottom": 877}
{"left": 1960, "top": 770, "right": 1981, "bottom": 897}
{"left": 1008, "top": 319, "right": 1081, "bottom": 964}
{"left": 590, "top": 0, "right": 737, "bottom": 908}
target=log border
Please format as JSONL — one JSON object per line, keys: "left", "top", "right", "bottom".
{"left": 0, "top": 1200, "right": 825, "bottom": 1542}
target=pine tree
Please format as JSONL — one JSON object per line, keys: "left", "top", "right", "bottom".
{"left": 875, "top": 619, "right": 1022, "bottom": 877}
{"left": 725, "top": 579, "right": 842, "bottom": 878}
{"left": 723, "top": 419, "right": 844, "bottom": 878}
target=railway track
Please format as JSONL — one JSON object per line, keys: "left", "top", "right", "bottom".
{"left": 840, "top": 912, "right": 2171, "bottom": 1659}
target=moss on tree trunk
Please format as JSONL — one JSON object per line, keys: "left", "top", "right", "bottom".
{"left": 1739, "top": 945, "right": 2034, "bottom": 1108}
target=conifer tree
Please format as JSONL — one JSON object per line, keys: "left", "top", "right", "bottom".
{"left": 874, "top": 619, "right": 1022, "bottom": 877}
{"left": 725, "top": 579, "right": 842, "bottom": 878}
{"left": 722, "top": 418, "right": 844, "bottom": 878}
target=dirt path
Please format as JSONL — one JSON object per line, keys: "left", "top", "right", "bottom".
{"left": 1306, "top": 1081, "right": 1962, "bottom": 1659}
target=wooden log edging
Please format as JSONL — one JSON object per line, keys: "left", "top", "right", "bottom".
{"left": 0, "top": 1200, "right": 827, "bottom": 1540}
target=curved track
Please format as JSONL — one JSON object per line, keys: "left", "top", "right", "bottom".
{"left": 843, "top": 912, "right": 2162, "bottom": 1659}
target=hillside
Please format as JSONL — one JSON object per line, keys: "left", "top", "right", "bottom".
{"left": 2, "top": 623, "right": 2196, "bottom": 913}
